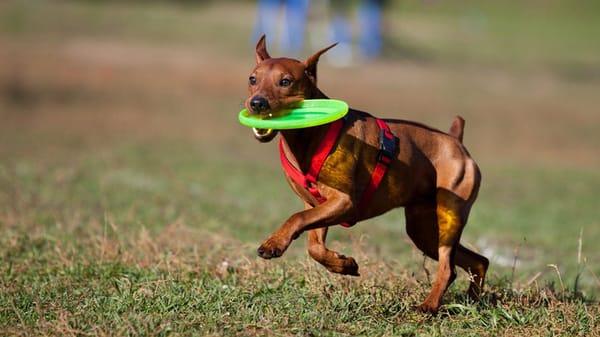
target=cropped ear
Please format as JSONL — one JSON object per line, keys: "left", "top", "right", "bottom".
{"left": 304, "top": 43, "right": 337, "bottom": 83}
{"left": 255, "top": 34, "right": 271, "bottom": 64}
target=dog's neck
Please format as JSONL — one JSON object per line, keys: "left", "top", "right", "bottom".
{"left": 280, "top": 86, "right": 334, "bottom": 171}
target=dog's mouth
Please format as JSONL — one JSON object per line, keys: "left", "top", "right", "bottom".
{"left": 256, "top": 108, "right": 291, "bottom": 119}
{"left": 250, "top": 110, "right": 282, "bottom": 143}
{"left": 250, "top": 100, "right": 302, "bottom": 119}
{"left": 247, "top": 101, "right": 302, "bottom": 143}
{"left": 252, "top": 128, "right": 278, "bottom": 142}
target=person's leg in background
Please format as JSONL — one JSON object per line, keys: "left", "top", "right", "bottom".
{"left": 253, "top": 0, "right": 283, "bottom": 51}
{"left": 358, "top": 0, "right": 383, "bottom": 60}
{"left": 282, "top": 0, "right": 310, "bottom": 56}
{"left": 328, "top": 0, "right": 353, "bottom": 67}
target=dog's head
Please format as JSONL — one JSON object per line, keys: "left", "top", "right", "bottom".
{"left": 245, "top": 35, "right": 336, "bottom": 142}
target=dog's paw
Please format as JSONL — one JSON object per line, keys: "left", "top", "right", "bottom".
{"left": 257, "top": 237, "right": 288, "bottom": 259}
{"left": 416, "top": 301, "right": 440, "bottom": 315}
{"left": 328, "top": 255, "right": 360, "bottom": 276}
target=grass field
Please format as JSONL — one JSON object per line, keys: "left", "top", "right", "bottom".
{"left": 1, "top": 0, "right": 600, "bottom": 336}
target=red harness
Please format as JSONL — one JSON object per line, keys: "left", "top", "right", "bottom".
{"left": 278, "top": 117, "right": 398, "bottom": 227}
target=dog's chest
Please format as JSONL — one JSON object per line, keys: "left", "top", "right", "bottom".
{"left": 319, "top": 134, "right": 380, "bottom": 197}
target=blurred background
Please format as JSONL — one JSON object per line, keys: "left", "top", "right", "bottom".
{"left": 1, "top": 0, "right": 599, "bottom": 299}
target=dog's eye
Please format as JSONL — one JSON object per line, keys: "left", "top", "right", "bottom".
{"left": 249, "top": 76, "right": 257, "bottom": 85}
{"left": 279, "top": 78, "right": 292, "bottom": 87}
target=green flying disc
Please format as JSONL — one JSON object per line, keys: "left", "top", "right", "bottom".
{"left": 238, "top": 99, "right": 349, "bottom": 130}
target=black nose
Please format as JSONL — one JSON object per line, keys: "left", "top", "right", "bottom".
{"left": 250, "top": 96, "right": 270, "bottom": 113}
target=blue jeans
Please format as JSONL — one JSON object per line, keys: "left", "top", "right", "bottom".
{"left": 358, "top": 0, "right": 383, "bottom": 59}
{"left": 253, "top": 0, "right": 309, "bottom": 55}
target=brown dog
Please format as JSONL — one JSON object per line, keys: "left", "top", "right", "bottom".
{"left": 245, "top": 36, "right": 488, "bottom": 314}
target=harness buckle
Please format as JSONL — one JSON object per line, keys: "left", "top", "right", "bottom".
{"left": 378, "top": 129, "right": 397, "bottom": 164}
{"left": 304, "top": 174, "right": 317, "bottom": 189}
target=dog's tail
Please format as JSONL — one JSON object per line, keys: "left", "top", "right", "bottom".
{"left": 448, "top": 116, "right": 465, "bottom": 143}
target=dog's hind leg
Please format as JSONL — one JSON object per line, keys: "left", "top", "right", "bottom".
{"left": 455, "top": 244, "right": 489, "bottom": 299}
{"left": 405, "top": 200, "right": 457, "bottom": 314}
{"left": 406, "top": 189, "right": 471, "bottom": 314}
{"left": 307, "top": 227, "right": 359, "bottom": 276}
{"left": 417, "top": 189, "right": 466, "bottom": 314}
{"left": 446, "top": 161, "right": 488, "bottom": 300}
{"left": 415, "top": 200, "right": 487, "bottom": 300}
{"left": 405, "top": 201, "right": 439, "bottom": 261}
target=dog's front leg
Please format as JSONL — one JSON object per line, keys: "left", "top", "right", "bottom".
{"left": 257, "top": 195, "right": 352, "bottom": 259}
{"left": 307, "top": 227, "right": 360, "bottom": 276}
{"left": 302, "top": 202, "right": 359, "bottom": 276}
